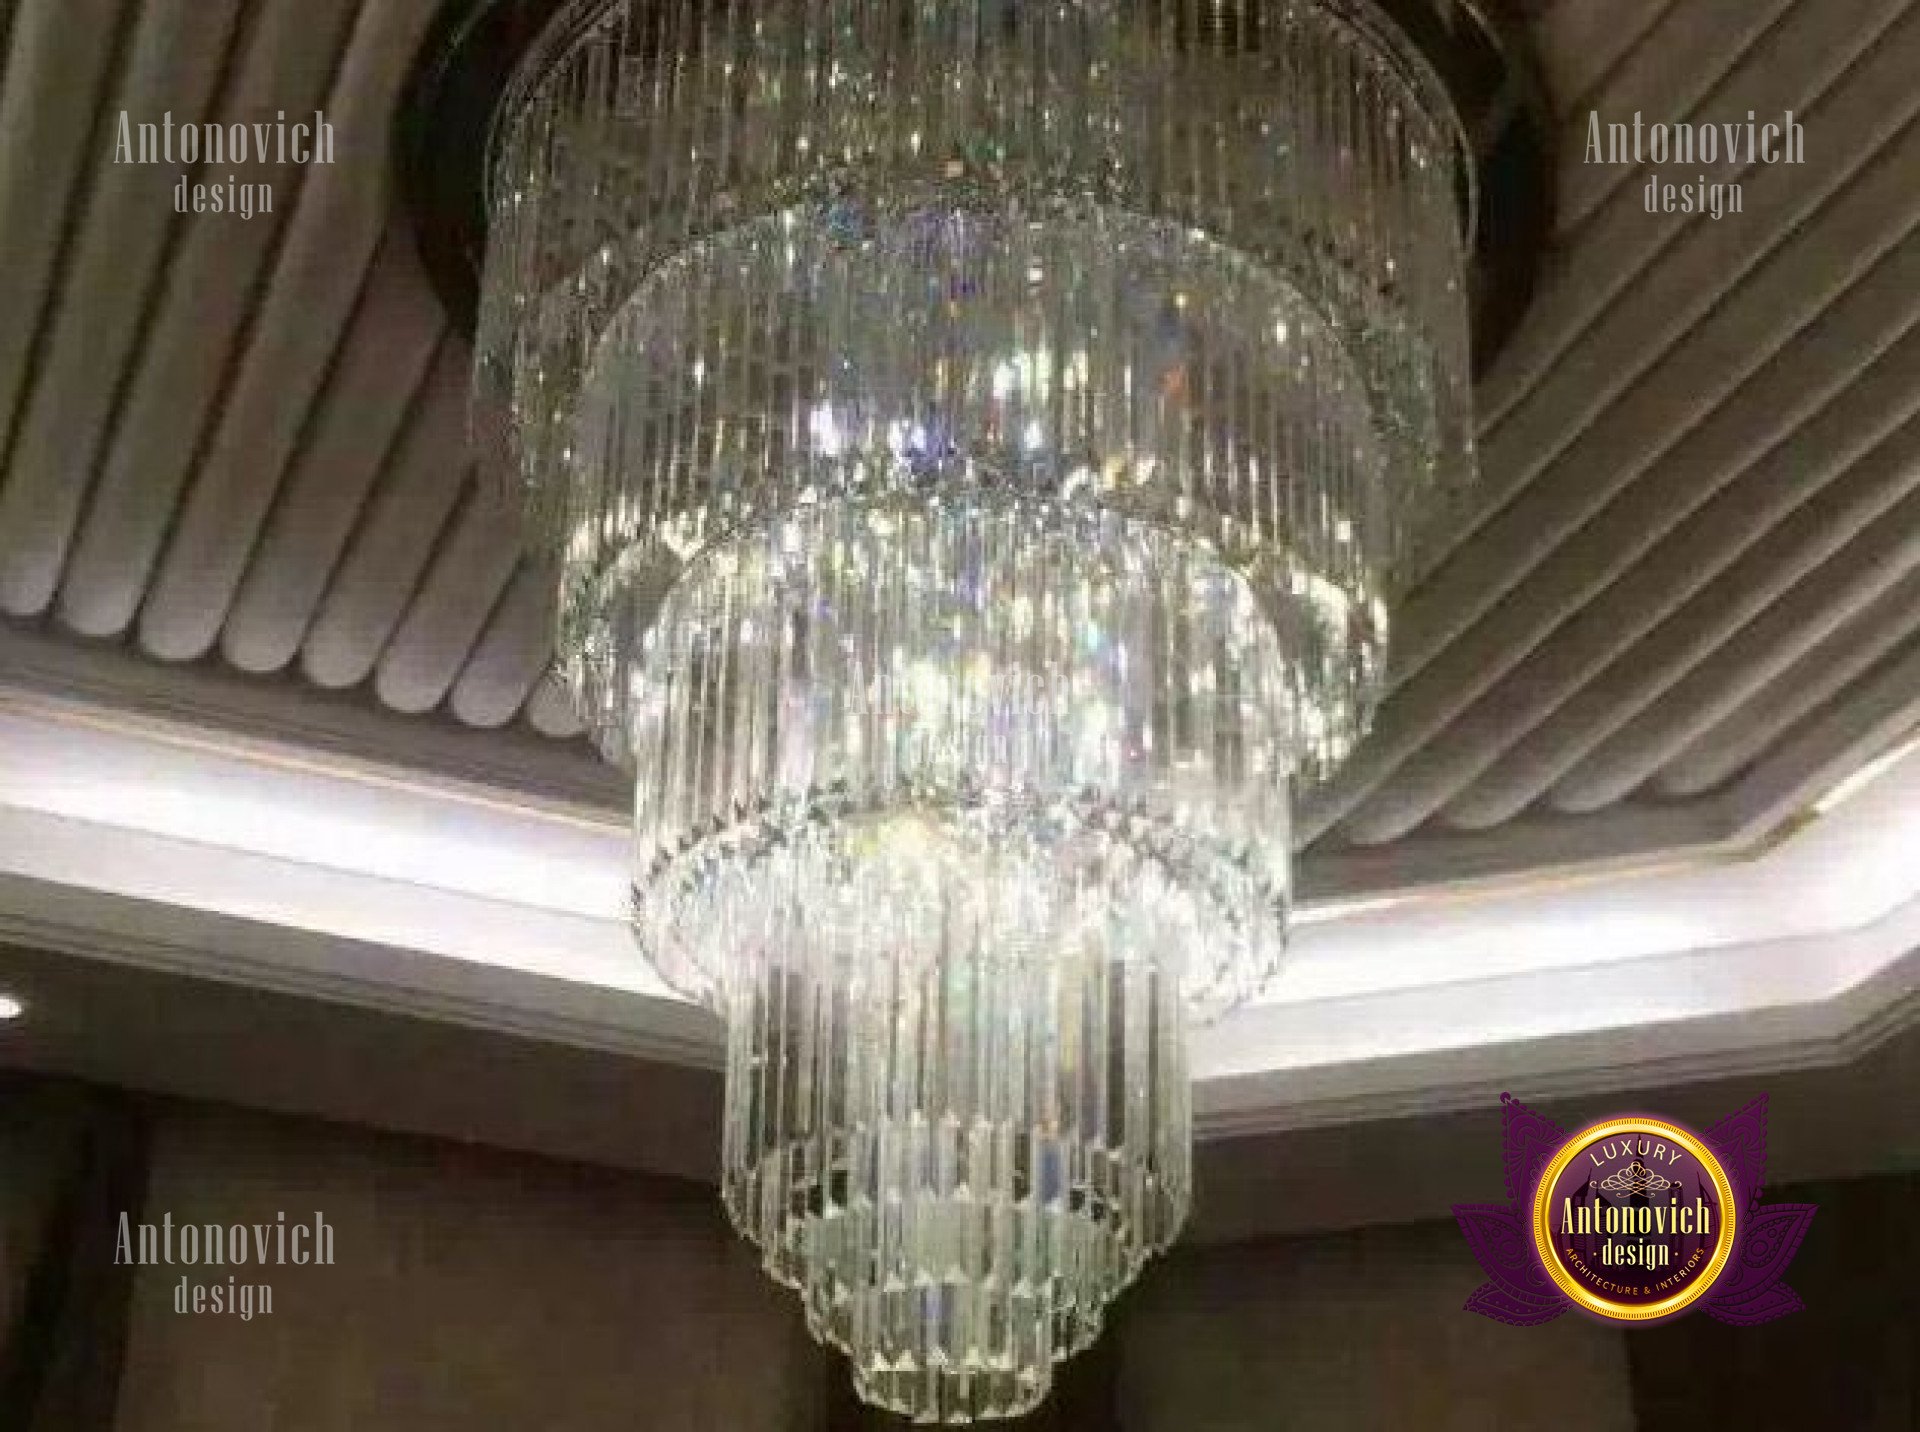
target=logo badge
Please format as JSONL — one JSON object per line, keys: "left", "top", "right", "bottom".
{"left": 1531, "top": 1116, "right": 1737, "bottom": 1321}
{"left": 1454, "top": 1094, "right": 1816, "bottom": 1327}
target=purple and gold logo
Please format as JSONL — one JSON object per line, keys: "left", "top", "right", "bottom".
{"left": 1532, "top": 1116, "right": 1736, "bottom": 1320}
{"left": 1455, "top": 1094, "right": 1816, "bottom": 1327}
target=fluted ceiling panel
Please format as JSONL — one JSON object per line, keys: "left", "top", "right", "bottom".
{"left": 1, "top": 0, "right": 1917, "bottom": 898}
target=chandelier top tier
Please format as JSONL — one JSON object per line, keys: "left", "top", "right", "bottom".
{"left": 401, "top": 0, "right": 1552, "bottom": 784}
{"left": 400, "top": 0, "right": 1551, "bottom": 367}
{"left": 449, "top": 0, "right": 1529, "bottom": 786}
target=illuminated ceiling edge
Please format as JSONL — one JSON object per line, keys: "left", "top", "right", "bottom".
{"left": 2, "top": 695, "right": 1916, "bottom": 1134}
{"left": 0, "top": 624, "right": 1776, "bottom": 900}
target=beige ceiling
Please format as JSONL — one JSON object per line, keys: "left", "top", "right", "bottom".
{"left": 1, "top": 0, "right": 1918, "bottom": 898}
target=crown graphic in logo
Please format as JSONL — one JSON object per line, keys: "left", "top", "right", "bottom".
{"left": 1595, "top": 1159, "right": 1674, "bottom": 1196}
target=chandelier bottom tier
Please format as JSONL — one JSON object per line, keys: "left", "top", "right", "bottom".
{"left": 631, "top": 497, "right": 1293, "bottom": 1421}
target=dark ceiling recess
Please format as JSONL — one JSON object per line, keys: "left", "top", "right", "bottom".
{"left": 395, "top": 0, "right": 572, "bottom": 338}
{"left": 396, "top": 0, "right": 1554, "bottom": 373}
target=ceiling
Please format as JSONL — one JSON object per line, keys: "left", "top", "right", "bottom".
{"left": 0, "top": 0, "right": 1917, "bottom": 1183}
{"left": 2, "top": 0, "right": 1919, "bottom": 897}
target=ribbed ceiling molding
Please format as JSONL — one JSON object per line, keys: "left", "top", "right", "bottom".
{"left": 1, "top": 0, "right": 1918, "bottom": 898}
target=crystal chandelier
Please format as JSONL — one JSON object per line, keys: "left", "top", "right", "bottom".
{"left": 476, "top": 0, "right": 1474, "bottom": 1419}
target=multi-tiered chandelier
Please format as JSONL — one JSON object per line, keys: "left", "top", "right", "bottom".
{"left": 474, "top": 0, "right": 1481, "bottom": 1419}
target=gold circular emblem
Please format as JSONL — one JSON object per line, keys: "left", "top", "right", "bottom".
{"left": 1530, "top": 1116, "right": 1739, "bottom": 1321}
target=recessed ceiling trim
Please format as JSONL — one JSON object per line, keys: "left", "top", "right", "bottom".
{"left": 7, "top": 616, "right": 1894, "bottom": 903}
{"left": 4, "top": 691, "right": 1916, "bottom": 1137}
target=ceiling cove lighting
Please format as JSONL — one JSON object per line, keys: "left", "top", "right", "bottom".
{"left": 1812, "top": 729, "right": 1920, "bottom": 817}
{"left": 439, "top": 0, "right": 1539, "bottom": 1419}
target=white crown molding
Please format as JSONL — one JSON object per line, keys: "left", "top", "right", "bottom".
{"left": 1196, "top": 909, "right": 1920, "bottom": 1136}
{"left": 3, "top": 687, "right": 1916, "bottom": 1134}
{"left": 0, "top": 621, "right": 1785, "bottom": 898}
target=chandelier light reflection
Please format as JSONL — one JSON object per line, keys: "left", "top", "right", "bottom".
{"left": 480, "top": 0, "right": 1473, "bottom": 1419}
